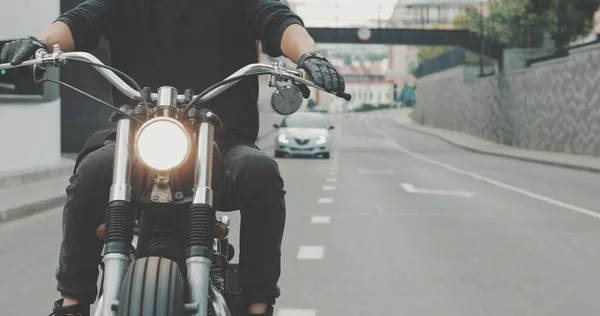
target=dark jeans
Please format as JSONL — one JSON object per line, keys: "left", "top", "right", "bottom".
{"left": 56, "top": 141, "right": 286, "bottom": 305}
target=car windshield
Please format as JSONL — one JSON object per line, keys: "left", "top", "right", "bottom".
{"left": 281, "top": 114, "right": 328, "bottom": 128}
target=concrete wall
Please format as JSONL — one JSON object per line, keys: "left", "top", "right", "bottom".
{"left": 415, "top": 43, "right": 600, "bottom": 157}
{"left": 0, "top": 0, "right": 62, "bottom": 172}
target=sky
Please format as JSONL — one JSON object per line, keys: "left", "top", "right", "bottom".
{"left": 289, "top": 0, "right": 405, "bottom": 28}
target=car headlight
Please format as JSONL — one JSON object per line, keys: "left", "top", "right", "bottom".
{"left": 136, "top": 117, "right": 191, "bottom": 171}
{"left": 278, "top": 134, "right": 290, "bottom": 144}
{"left": 316, "top": 135, "right": 328, "bottom": 145}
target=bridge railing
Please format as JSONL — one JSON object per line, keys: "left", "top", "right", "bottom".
{"left": 453, "top": 10, "right": 549, "bottom": 48}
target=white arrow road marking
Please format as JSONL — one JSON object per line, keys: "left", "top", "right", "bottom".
{"left": 400, "top": 183, "right": 477, "bottom": 198}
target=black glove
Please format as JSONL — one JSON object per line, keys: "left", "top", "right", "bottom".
{"left": 0, "top": 36, "right": 47, "bottom": 77}
{"left": 297, "top": 51, "right": 345, "bottom": 94}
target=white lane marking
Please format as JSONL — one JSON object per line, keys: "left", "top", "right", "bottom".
{"left": 328, "top": 171, "right": 337, "bottom": 176}
{"left": 376, "top": 206, "right": 385, "bottom": 214}
{"left": 317, "top": 197, "right": 334, "bottom": 204}
{"left": 326, "top": 177, "right": 337, "bottom": 182}
{"left": 357, "top": 169, "right": 397, "bottom": 175}
{"left": 311, "top": 215, "right": 331, "bottom": 224}
{"left": 276, "top": 309, "right": 317, "bottom": 316}
{"left": 365, "top": 121, "right": 600, "bottom": 220}
{"left": 297, "top": 246, "right": 325, "bottom": 259}
{"left": 400, "top": 183, "right": 416, "bottom": 192}
{"left": 400, "top": 182, "right": 477, "bottom": 198}
{"left": 345, "top": 212, "right": 482, "bottom": 217}
{"left": 322, "top": 185, "right": 336, "bottom": 191}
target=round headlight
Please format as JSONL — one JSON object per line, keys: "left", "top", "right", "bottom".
{"left": 136, "top": 117, "right": 191, "bottom": 171}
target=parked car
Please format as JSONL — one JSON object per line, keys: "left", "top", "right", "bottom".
{"left": 400, "top": 86, "right": 416, "bottom": 107}
{"left": 309, "top": 107, "right": 328, "bottom": 113}
{"left": 273, "top": 112, "right": 334, "bottom": 159}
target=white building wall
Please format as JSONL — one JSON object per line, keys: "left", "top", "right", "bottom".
{"left": 0, "top": 99, "right": 61, "bottom": 173}
{"left": 0, "top": 0, "right": 62, "bottom": 173}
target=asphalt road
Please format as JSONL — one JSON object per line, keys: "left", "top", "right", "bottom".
{"left": 3, "top": 111, "right": 600, "bottom": 315}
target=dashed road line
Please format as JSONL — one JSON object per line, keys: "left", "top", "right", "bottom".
{"left": 317, "top": 197, "right": 333, "bottom": 204}
{"left": 311, "top": 215, "right": 331, "bottom": 224}
{"left": 276, "top": 309, "right": 317, "bottom": 316}
{"left": 322, "top": 185, "right": 336, "bottom": 191}
{"left": 297, "top": 246, "right": 325, "bottom": 259}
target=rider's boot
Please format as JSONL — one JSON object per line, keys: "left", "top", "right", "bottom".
{"left": 49, "top": 299, "right": 90, "bottom": 316}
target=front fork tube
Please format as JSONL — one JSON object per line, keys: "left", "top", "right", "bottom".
{"left": 186, "top": 120, "right": 216, "bottom": 316}
{"left": 102, "top": 118, "right": 134, "bottom": 316}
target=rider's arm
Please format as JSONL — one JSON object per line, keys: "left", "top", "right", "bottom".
{"left": 38, "top": 22, "right": 75, "bottom": 52}
{"left": 242, "top": 0, "right": 306, "bottom": 58}
{"left": 39, "top": 0, "right": 121, "bottom": 52}
{"left": 280, "top": 24, "right": 317, "bottom": 64}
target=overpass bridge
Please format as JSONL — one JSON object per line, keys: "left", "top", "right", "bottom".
{"left": 306, "top": 27, "right": 505, "bottom": 67}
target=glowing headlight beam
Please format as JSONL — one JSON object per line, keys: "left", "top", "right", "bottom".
{"left": 136, "top": 117, "right": 191, "bottom": 171}
{"left": 278, "top": 134, "right": 290, "bottom": 144}
{"left": 316, "top": 135, "right": 327, "bottom": 145}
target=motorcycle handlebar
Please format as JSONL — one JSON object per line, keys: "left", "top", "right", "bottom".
{"left": 0, "top": 48, "right": 352, "bottom": 103}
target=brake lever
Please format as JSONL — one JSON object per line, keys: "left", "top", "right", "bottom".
{"left": 295, "top": 69, "right": 352, "bottom": 101}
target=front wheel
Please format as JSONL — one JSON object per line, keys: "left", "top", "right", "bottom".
{"left": 117, "top": 257, "right": 185, "bottom": 316}
{"left": 322, "top": 152, "right": 330, "bottom": 159}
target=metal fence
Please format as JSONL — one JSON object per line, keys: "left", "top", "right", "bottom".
{"left": 416, "top": 48, "right": 466, "bottom": 78}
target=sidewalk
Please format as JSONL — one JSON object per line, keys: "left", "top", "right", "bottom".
{"left": 387, "top": 110, "right": 600, "bottom": 173}
{"left": 0, "top": 159, "right": 74, "bottom": 224}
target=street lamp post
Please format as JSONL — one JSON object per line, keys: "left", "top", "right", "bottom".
{"left": 479, "top": 0, "right": 484, "bottom": 76}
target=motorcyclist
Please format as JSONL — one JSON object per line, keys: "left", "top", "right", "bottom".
{"left": 0, "top": 0, "right": 345, "bottom": 315}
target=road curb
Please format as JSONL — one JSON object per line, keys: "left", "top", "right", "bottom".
{"left": 0, "top": 160, "right": 74, "bottom": 189}
{"left": 0, "top": 195, "right": 66, "bottom": 224}
{"left": 395, "top": 120, "right": 600, "bottom": 174}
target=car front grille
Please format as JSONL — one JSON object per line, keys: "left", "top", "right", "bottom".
{"left": 295, "top": 138, "right": 310, "bottom": 145}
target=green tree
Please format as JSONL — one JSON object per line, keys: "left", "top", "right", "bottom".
{"left": 417, "top": 46, "right": 453, "bottom": 62}
{"left": 408, "top": 60, "right": 419, "bottom": 77}
{"left": 480, "top": 0, "right": 600, "bottom": 48}
{"left": 527, "top": 0, "right": 600, "bottom": 47}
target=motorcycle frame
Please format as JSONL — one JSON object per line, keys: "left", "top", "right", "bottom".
{"left": 96, "top": 87, "right": 226, "bottom": 316}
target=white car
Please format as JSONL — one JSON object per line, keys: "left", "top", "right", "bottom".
{"left": 274, "top": 112, "right": 334, "bottom": 159}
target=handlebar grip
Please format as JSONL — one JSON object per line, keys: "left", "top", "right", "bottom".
{"left": 335, "top": 91, "right": 352, "bottom": 101}
{"left": 296, "top": 69, "right": 352, "bottom": 101}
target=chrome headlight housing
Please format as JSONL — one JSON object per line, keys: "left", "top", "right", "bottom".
{"left": 135, "top": 117, "right": 191, "bottom": 171}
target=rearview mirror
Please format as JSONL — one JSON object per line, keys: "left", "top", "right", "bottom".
{"left": 328, "top": 125, "right": 335, "bottom": 130}
{"left": 273, "top": 124, "right": 279, "bottom": 129}
{"left": 271, "top": 85, "right": 302, "bottom": 115}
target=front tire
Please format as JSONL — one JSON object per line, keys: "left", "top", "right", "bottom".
{"left": 323, "top": 152, "right": 330, "bottom": 159}
{"left": 275, "top": 150, "right": 285, "bottom": 158}
{"left": 117, "top": 257, "right": 185, "bottom": 316}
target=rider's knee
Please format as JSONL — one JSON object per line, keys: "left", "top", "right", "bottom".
{"left": 69, "top": 144, "right": 115, "bottom": 194}
{"left": 239, "top": 153, "right": 280, "bottom": 180}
